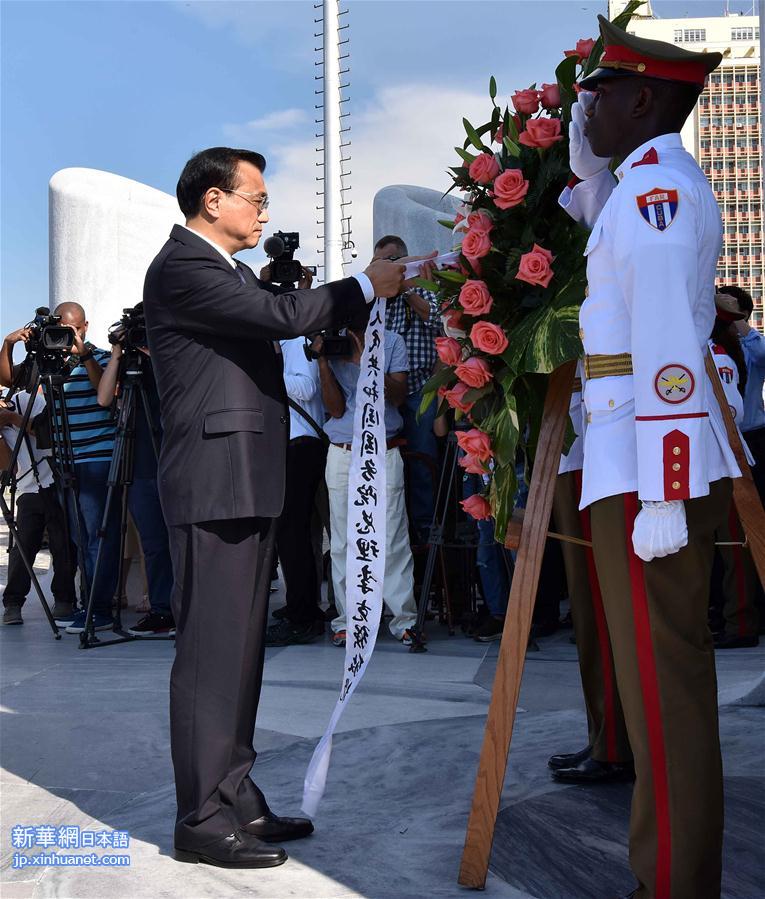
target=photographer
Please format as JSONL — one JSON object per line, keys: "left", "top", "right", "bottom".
{"left": 96, "top": 321, "right": 175, "bottom": 636}
{"left": 0, "top": 389, "right": 77, "bottom": 626}
{"left": 1, "top": 304, "right": 121, "bottom": 633}
{"left": 317, "top": 306, "right": 418, "bottom": 647}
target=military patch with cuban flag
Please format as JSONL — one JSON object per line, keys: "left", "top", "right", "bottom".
{"left": 636, "top": 187, "right": 679, "bottom": 232}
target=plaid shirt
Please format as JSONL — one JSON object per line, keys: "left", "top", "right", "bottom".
{"left": 384, "top": 289, "right": 441, "bottom": 395}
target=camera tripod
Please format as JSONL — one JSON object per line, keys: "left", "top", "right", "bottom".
{"left": 79, "top": 349, "right": 167, "bottom": 649}
{"left": 408, "top": 429, "right": 514, "bottom": 653}
{"left": 0, "top": 360, "right": 90, "bottom": 639}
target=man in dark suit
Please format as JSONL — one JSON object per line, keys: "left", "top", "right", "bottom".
{"left": 143, "top": 146, "right": 406, "bottom": 869}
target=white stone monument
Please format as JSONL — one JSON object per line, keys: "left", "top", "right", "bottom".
{"left": 49, "top": 168, "right": 182, "bottom": 345}
{"left": 373, "top": 185, "right": 461, "bottom": 256}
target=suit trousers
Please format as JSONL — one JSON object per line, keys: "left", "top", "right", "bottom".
{"left": 552, "top": 472, "right": 631, "bottom": 763}
{"left": 168, "top": 516, "right": 275, "bottom": 848}
{"left": 590, "top": 479, "right": 730, "bottom": 899}
{"left": 716, "top": 499, "right": 759, "bottom": 639}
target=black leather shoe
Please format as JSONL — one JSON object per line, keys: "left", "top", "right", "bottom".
{"left": 714, "top": 632, "right": 759, "bottom": 649}
{"left": 547, "top": 745, "right": 591, "bottom": 770}
{"left": 552, "top": 757, "right": 635, "bottom": 784}
{"left": 174, "top": 830, "right": 287, "bottom": 868}
{"left": 241, "top": 812, "right": 314, "bottom": 843}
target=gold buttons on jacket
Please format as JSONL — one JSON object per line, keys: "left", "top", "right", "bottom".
{"left": 672, "top": 463, "right": 681, "bottom": 471}
{"left": 673, "top": 446, "right": 682, "bottom": 456}
{"left": 672, "top": 481, "right": 681, "bottom": 490}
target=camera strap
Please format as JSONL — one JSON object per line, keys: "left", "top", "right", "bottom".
{"left": 287, "top": 398, "right": 329, "bottom": 446}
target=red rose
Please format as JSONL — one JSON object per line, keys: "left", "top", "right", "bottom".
{"left": 461, "top": 228, "right": 492, "bottom": 261}
{"left": 539, "top": 83, "right": 561, "bottom": 109}
{"left": 458, "top": 280, "right": 493, "bottom": 316}
{"left": 518, "top": 117, "right": 563, "bottom": 150}
{"left": 439, "top": 382, "right": 475, "bottom": 414}
{"left": 491, "top": 168, "right": 529, "bottom": 210}
{"left": 467, "top": 210, "right": 494, "bottom": 234}
{"left": 455, "top": 356, "right": 493, "bottom": 389}
{"left": 575, "top": 38, "right": 596, "bottom": 59}
{"left": 516, "top": 243, "right": 554, "bottom": 288}
{"left": 435, "top": 336, "right": 462, "bottom": 366}
{"left": 511, "top": 89, "right": 540, "bottom": 115}
{"left": 470, "top": 321, "right": 509, "bottom": 356}
{"left": 461, "top": 494, "right": 492, "bottom": 521}
{"left": 458, "top": 453, "right": 487, "bottom": 475}
{"left": 468, "top": 152, "right": 500, "bottom": 185}
{"left": 456, "top": 428, "right": 493, "bottom": 462}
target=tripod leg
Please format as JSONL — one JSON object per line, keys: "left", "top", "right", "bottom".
{"left": 458, "top": 360, "right": 575, "bottom": 889}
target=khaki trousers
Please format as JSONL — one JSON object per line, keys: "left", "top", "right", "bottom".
{"left": 590, "top": 479, "right": 730, "bottom": 899}
{"left": 553, "top": 472, "right": 631, "bottom": 763}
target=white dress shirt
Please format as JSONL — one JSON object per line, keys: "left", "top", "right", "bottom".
{"left": 280, "top": 337, "right": 325, "bottom": 440}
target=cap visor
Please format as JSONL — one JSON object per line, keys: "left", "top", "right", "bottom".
{"left": 579, "top": 67, "right": 637, "bottom": 89}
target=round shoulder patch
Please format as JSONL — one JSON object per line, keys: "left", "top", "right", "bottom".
{"left": 654, "top": 364, "right": 695, "bottom": 405}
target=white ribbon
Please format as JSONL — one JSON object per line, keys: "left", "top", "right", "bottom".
{"left": 302, "top": 299, "right": 388, "bottom": 816}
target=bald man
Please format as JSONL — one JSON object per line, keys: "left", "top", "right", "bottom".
{"left": 1, "top": 303, "right": 120, "bottom": 632}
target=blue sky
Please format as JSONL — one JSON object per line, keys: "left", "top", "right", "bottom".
{"left": 1, "top": 0, "right": 735, "bottom": 329}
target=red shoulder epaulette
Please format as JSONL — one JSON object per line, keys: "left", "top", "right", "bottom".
{"left": 632, "top": 147, "right": 659, "bottom": 168}
{"left": 712, "top": 343, "right": 727, "bottom": 356}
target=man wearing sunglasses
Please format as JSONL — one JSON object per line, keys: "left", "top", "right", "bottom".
{"left": 144, "top": 146, "right": 410, "bottom": 871}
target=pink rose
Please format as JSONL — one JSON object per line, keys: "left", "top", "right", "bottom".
{"left": 435, "top": 336, "right": 462, "bottom": 366}
{"left": 458, "top": 280, "right": 493, "bottom": 316}
{"left": 461, "top": 494, "right": 492, "bottom": 521}
{"left": 470, "top": 321, "right": 509, "bottom": 356}
{"left": 575, "top": 38, "right": 596, "bottom": 59}
{"left": 491, "top": 169, "right": 529, "bottom": 210}
{"left": 439, "top": 382, "right": 475, "bottom": 414}
{"left": 456, "top": 428, "right": 493, "bottom": 462}
{"left": 467, "top": 210, "right": 494, "bottom": 234}
{"left": 468, "top": 152, "right": 500, "bottom": 184}
{"left": 453, "top": 212, "right": 465, "bottom": 226}
{"left": 493, "top": 125, "right": 504, "bottom": 144}
{"left": 539, "top": 82, "right": 561, "bottom": 109}
{"left": 511, "top": 89, "right": 540, "bottom": 115}
{"left": 518, "top": 117, "right": 563, "bottom": 150}
{"left": 455, "top": 356, "right": 493, "bottom": 389}
{"left": 442, "top": 307, "right": 467, "bottom": 338}
{"left": 516, "top": 243, "right": 554, "bottom": 288}
{"left": 458, "top": 453, "right": 487, "bottom": 475}
{"left": 461, "top": 228, "right": 492, "bottom": 261}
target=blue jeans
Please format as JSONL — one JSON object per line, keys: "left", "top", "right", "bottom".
{"left": 128, "top": 477, "right": 173, "bottom": 616}
{"left": 69, "top": 462, "right": 121, "bottom": 616}
{"left": 461, "top": 471, "right": 514, "bottom": 619}
{"left": 400, "top": 388, "right": 439, "bottom": 539}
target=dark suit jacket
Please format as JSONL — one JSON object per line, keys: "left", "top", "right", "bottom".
{"left": 143, "top": 224, "right": 366, "bottom": 526}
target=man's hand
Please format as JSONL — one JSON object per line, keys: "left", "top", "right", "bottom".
{"left": 364, "top": 259, "right": 405, "bottom": 298}
{"left": 0, "top": 408, "right": 23, "bottom": 429}
{"left": 310, "top": 334, "right": 325, "bottom": 358}
{"left": 4, "top": 327, "right": 33, "bottom": 346}
{"left": 69, "top": 327, "right": 87, "bottom": 356}
{"left": 401, "top": 251, "right": 438, "bottom": 289}
{"left": 298, "top": 266, "right": 314, "bottom": 290}
{"left": 632, "top": 500, "right": 688, "bottom": 563}
{"left": 569, "top": 91, "right": 610, "bottom": 181}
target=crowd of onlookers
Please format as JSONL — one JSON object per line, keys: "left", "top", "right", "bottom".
{"left": 1, "top": 244, "right": 763, "bottom": 651}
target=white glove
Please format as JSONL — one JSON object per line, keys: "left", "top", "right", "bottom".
{"left": 632, "top": 500, "right": 688, "bottom": 563}
{"left": 569, "top": 92, "right": 611, "bottom": 181}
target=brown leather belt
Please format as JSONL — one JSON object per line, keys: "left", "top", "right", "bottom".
{"left": 584, "top": 353, "right": 633, "bottom": 380}
{"left": 332, "top": 436, "right": 407, "bottom": 452}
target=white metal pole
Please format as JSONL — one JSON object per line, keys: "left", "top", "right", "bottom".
{"left": 323, "top": 0, "right": 344, "bottom": 282}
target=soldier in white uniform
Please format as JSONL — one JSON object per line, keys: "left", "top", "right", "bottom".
{"left": 559, "top": 16, "right": 740, "bottom": 899}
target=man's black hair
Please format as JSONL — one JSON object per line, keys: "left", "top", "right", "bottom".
{"left": 176, "top": 147, "right": 267, "bottom": 219}
{"left": 374, "top": 235, "right": 408, "bottom": 257}
{"left": 719, "top": 284, "right": 754, "bottom": 318}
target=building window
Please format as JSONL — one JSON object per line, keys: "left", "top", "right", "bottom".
{"left": 680, "top": 28, "right": 707, "bottom": 42}
{"left": 731, "top": 27, "right": 756, "bottom": 41}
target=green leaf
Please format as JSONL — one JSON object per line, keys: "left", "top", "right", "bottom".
{"left": 418, "top": 366, "right": 458, "bottom": 419}
{"left": 463, "top": 117, "right": 486, "bottom": 152}
{"left": 491, "top": 462, "right": 518, "bottom": 546}
{"left": 503, "top": 136, "right": 521, "bottom": 158}
{"left": 437, "top": 269, "right": 467, "bottom": 285}
{"left": 413, "top": 277, "right": 439, "bottom": 292}
{"left": 438, "top": 218, "right": 456, "bottom": 230}
{"left": 489, "top": 75, "right": 497, "bottom": 101}
{"left": 455, "top": 146, "right": 477, "bottom": 164}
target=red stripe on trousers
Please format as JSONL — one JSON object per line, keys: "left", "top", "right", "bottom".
{"left": 624, "top": 493, "right": 672, "bottom": 899}
{"left": 728, "top": 507, "right": 747, "bottom": 638}
{"left": 574, "top": 470, "right": 618, "bottom": 762}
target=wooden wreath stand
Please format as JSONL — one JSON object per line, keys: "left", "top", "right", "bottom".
{"left": 457, "top": 354, "right": 765, "bottom": 890}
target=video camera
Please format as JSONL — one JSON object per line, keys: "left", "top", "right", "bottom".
{"left": 263, "top": 231, "right": 304, "bottom": 285}
{"left": 108, "top": 303, "right": 147, "bottom": 351}
{"left": 303, "top": 330, "right": 353, "bottom": 361}
{"left": 16, "top": 307, "right": 76, "bottom": 384}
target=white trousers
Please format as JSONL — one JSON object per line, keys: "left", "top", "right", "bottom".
{"left": 325, "top": 444, "right": 417, "bottom": 638}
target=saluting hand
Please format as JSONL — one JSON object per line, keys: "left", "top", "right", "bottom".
{"left": 569, "top": 92, "right": 610, "bottom": 181}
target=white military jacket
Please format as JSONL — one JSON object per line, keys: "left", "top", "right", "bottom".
{"left": 560, "top": 133, "right": 740, "bottom": 509}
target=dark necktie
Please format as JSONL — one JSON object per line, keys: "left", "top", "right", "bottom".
{"left": 235, "top": 262, "right": 247, "bottom": 286}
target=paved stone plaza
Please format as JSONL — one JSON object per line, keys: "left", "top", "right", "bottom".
{"left": 1, "top": 536, "right": 763, "bottom": 899}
